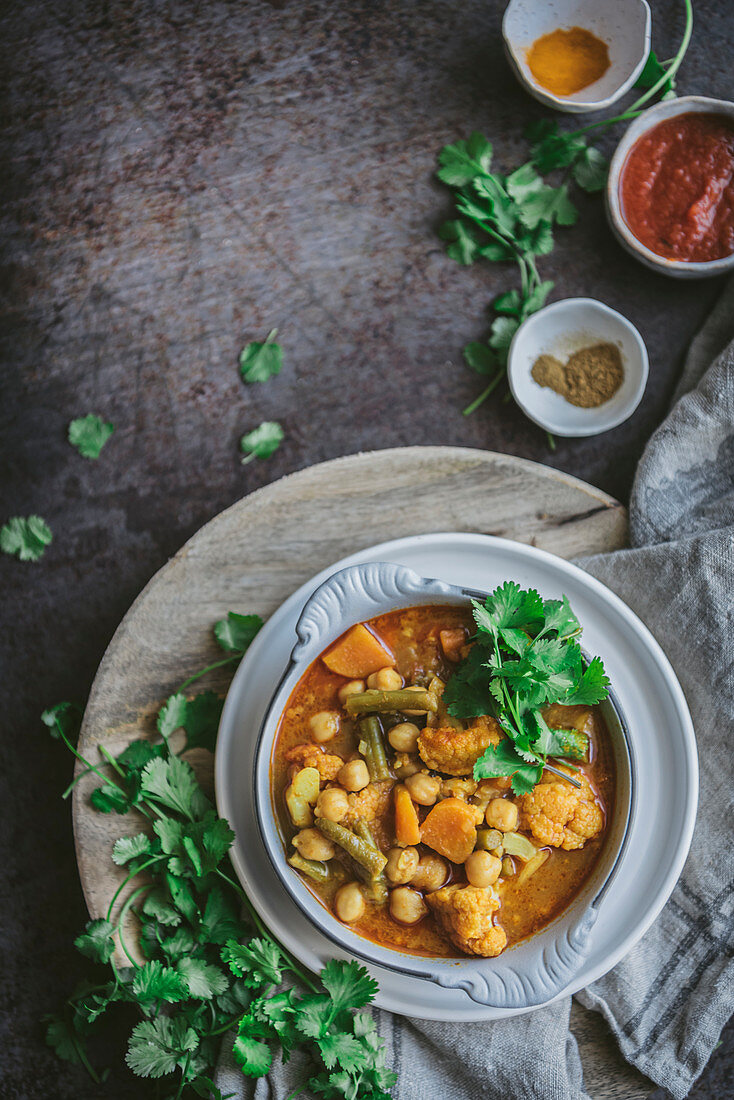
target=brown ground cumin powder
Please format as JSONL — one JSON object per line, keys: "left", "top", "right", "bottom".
{"left": 531, "top": 342, "right": 624, "bottom": 407}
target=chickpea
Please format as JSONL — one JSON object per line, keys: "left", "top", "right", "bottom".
{"left": 367, "top": 667, "right": 403, "bottom": 691}
{"left": 404, "top": 771, "right": 441, "bottom": 806}
{"left": 309, "top": 711, "right": 339, "bottom": 743}
{"left": 338, "top": 758, "right": 370, "bottom": 792}
{"left": 315, "top": 787, "right": 350, "bottom": 822}
{"left": 292, "top": 828, "right": 336, "bottom": 862}
{"left": 464, "top": 850, "right": 502, "bottom": 888}
{"left": 388, "top": 721, "right": 421, "bottom": 753}
{"left": 485, "top": 797, "right": 519, "bottom": 833}
{"left": 493, "top": 776, "right": 513, "bottom": 791}
{"left": 393, "top": 752, "right": 421, "bottom": 780}
{"left": 334, "top": 882, "right": 365, "bottom": 923}
{"left": 338, "top": 679, "right": 365, "bottom": 704}
{"left": 385, "top": 846, "right": 420, "bottom": 884}
{"left": 389, "top": 886, "right": 427, "bottom": 925}
{"left": 411, "top": 853, "right": 448, "bottom": 892}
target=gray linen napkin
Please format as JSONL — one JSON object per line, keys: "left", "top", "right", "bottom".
{"left": 217, "top": 280, "right": 734, "bottom": 1100}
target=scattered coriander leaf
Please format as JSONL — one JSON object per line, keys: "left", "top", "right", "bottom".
{"left": 436, "top": 132, "right": 492, "bottom": 186}
{"left": 320, "top": 960, "right": 378, "bottom": 1014}
{"left": 90, "top": 784, "right": 131, "bottom": 814}
{"left": 157, "top": 693, "right": 189, "bottom": 740}
{"left": 214, "top": 611, "right": 263, "bottom": 653}
{"left": 1, "top": 515, "right": 52, "bottom": 562}
{"left": 68, "top": 415, "right": 115, "bottom": 459}
{"left": 232, "top": 1028, "right": 272, "bottom": 1078}
{"left": 240, "top": 421, "right": 284, "bottom": 464}
{"left": 634, "top": 50, "right": 675, "bottom": 94}
{"left": 181, "top": 691, "right": 224, "bottom": 753}
{"left": 239, "top": 330, "right": 283, "bottom": 384}
{"left": 42, "top": 701, "right": 83, "bottom": 741}
{"left": 438, "top": 219, "right": 481, "bottom": 265}
{"left": 222, "top": 937, "right": 285, "bottom": 987}
{"left": 561, "top": 655, "right": 610, "bottom": 705}
{"left": 44, "top": 1013, "right": 88, "bottom": 1068}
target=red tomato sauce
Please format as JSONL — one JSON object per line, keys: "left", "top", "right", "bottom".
{"left": 619, "top": 112, "right": 734, "bottom": 262}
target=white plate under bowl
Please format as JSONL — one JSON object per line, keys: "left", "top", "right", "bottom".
{"left": 215, "top": 532, "right": 697, "bottom": 1022}
{"left": 508, "top": 298, "right": 649, "bottom": 437}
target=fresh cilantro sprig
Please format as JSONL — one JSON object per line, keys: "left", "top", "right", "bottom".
{"left": 43, "top": 611, "right": 395, "bottom": 1100}
{"left": 438, "top": 0, "right": 694, "bottom": 432}
{"left": 0, "top": 515, "right": 53, "bottom": 561}
{"left": 443, "top": 582, "right": 610, "bottom": 795}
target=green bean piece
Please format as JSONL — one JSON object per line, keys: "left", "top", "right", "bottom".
{"left": 475, "top": 828, "right": 503, "bottom": 852}
{"left": 353, "top": 820, "right": 389, "bottom": 905}
{"left": 359, "top": 715, "right": 390, "bottom": 782}
{"left": 345, "top": 689, "right": 438, "bottom": 716}
{"left": 315, "top": 818, "right": 387, "bottom": 877}
{"left": 287, "top": 852, "right": 331, "bottom": 884}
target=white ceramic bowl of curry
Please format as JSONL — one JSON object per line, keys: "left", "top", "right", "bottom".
{"left": 252, "top": 560, "right": 635, "bottom": 1010}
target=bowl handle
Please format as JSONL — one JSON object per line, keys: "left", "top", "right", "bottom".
{"left": 415, "top": 904, "right": 599, "bottom": 1009}
{"left": 291, "top": 562, "right": 464, "bottom": 664}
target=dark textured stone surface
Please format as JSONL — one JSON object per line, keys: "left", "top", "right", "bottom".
{"left": 0, "top": 1, "right": 731, "bottom": 1096}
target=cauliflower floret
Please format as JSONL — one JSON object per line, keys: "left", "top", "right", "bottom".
{"left": 520, "top": 768, "right": 603, "bottom": 850}
{"left": 344, "top": 780, "right": 395, "bottom": 849}
{"left": 427, "top": 884, "right": 507, "bottom": 957}
{"left": 417, "top": 716, "right": 501, "bottom": 776}
{"left": 285, "top": 744, "right": 344, "bottom": 782}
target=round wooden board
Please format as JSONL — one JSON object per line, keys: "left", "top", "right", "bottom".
{"left": 72, "top": 446, "right": 651, "bottom": 1099}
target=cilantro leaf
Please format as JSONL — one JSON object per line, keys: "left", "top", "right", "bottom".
{"left": 318, "top": 1031, "right": 369, "bottom": 1071}
{"left": 112, "top": 834, "right": 152, "bottom": 866}
{"left": 572, "top": 146, "right": 608, "bottom": 193}
{"left": 533, "top": 714, "right": 588, "bottom": 761}
{"left": 90, "top": 783, "right": 131, "bottom": 814}
{"left": 473, "top": 583, "right": 544, "bottom": 636}
{"left": 232, "top": 1029, "right": 272, "bottom": 1077}
{"left": 44, "top": 1013, "right": 88, "bottom": 1068}
{"left": 132, "top": 960, "right": 187, "bottom": 1006}
{"left": 74, "top": 919, "right": 116, "bottom": 964}
{"left": 142, "top": 888, "right": 182, "bottom": 927}
{"left": 320, "top": 960, "right": 378, "bottom": 1014}
{"left": 200, "top": 885, "right": 245, "bottom": 944}
{"left": 241, "top": 421, "right": 284, "bottom": 464}
{"left": 176, "top": 958, "right": 229, "bottom": 999}
{"left": 68, "top": 414, "right": 115, "bottom": 459}
{"left": 214, "top": 611, "right": 263, "bottom": 653}
{"left": 436, "top": 132, "right": 492, "bottom": 186}
{"left": 443, "top": 645, "right": 495, "bottom": 719}
{"left": 634, "top": 50, "right": 675, "bottom": 95}
{"left": 126, "top": 1017, "right": 198, "bottom": 1078}
{"left": 222, "top": 937, "right": 285, "bottom": 987}
{"left": 42, "top": 701, "right": 83, "bottom": 741}
{"left": 463, "top": 342, "right": 497, "bottom": 376}
{"left": 1, "top": 515, "right": 52, "bottom": 562}
{"left": 182, "top": 692, "right": 225, "bottom": 752}
{"left": 439, "top": 219, "right": 482, "bottom": 265}
{"left": 157, "top": 693, "right": 189, "bottom": 739}
{"left": 239, "top": 329, "right": 283, "bottom": 384}
{"left": 561, "top": 655, "right": 610, "bottom": 705}
{"left": 541, "top": 596, "right": 580, "bottom": 639}
{"left": 141, "top": 757, "right": 211, "bottom": 821}
{"left": 474, "top": 740, "right": 543, "bottom": 795}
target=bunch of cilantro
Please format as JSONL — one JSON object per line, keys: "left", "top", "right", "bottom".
{"left": 443, "top": 582, "right": 610, "bottom": 795}
{"left": 43, "top": 612, "right": 396, "bottom": 1100}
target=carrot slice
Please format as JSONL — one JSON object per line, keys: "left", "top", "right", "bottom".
{"left": 322, "top": 623, "right": 394, "bottom": 678}
{"left": 420, "top": 798, "right": 477, "bottom": 863}
{"left": 394, "top": 785, "right": 421, "bottom": 847}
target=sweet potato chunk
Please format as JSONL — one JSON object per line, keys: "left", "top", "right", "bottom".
{"left": 420, "top": 798, "right": 477, "bottom": 863}
{"left": 394, "top": 785, "right": 421, "bottom": 847}
{"left": 322, "top": 623, "right": 394, "bottom": 678}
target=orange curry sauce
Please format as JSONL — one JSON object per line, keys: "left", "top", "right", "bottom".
{"left": 271, "top": 605, "right": 615, "bottom": 958}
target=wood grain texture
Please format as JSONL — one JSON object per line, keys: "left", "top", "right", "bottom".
{"left": 73, "top": 445, "right": 645, "bottom": 1098}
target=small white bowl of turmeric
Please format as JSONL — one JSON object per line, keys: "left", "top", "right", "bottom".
{"left": 507, "top": 298, "right": 649, "bottom": 437}
{"left": 502, "top": 0, "right": 651, "bottom": 114}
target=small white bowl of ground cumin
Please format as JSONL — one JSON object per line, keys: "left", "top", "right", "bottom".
{"left": 507, "top": 298, "right": 649, "bottom": 437}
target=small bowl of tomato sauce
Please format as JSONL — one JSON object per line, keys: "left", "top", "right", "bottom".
{"left": 607, "top": 96, "right": 734, "bottom": 278}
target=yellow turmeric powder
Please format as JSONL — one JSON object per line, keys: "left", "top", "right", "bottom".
{"left": 526, "top": 26, "right": 610, "bottom": 97}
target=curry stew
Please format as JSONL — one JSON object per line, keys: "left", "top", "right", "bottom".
{"left": 271, "top": 604, "right": 614, "bottom": 959}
